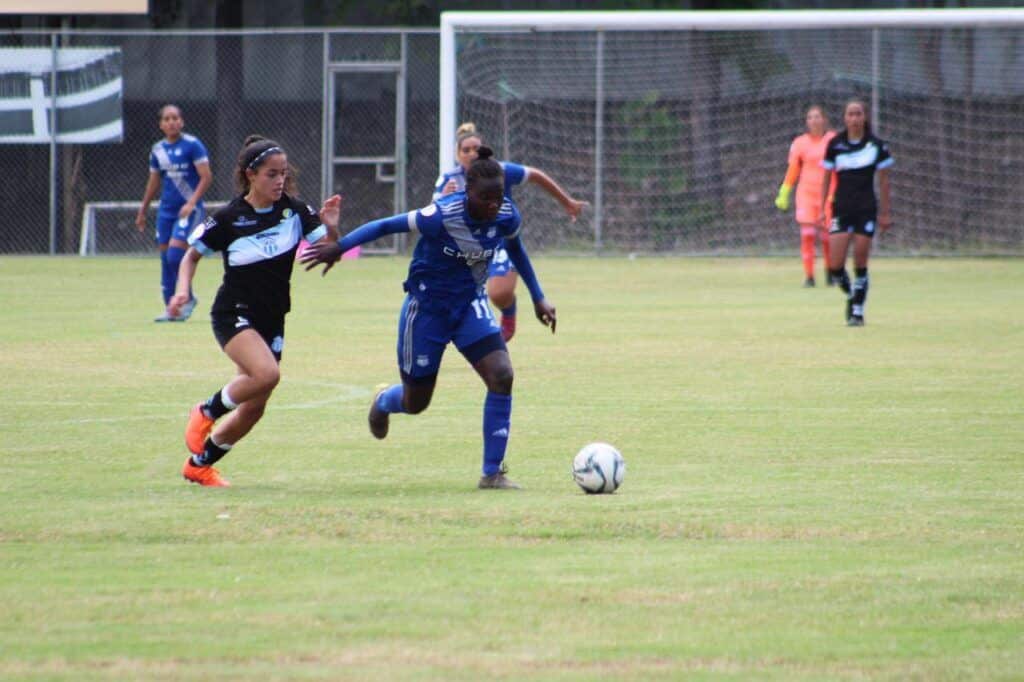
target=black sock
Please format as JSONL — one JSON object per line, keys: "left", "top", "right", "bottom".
{"left": 830, "top": 267, "right": 851, "bottom": 294}
{"left": 192, "top": 436, "right": 231, "bottom": 467}
{"left": 851, "top": 267, "right": 869, "bottom": 316}
{"left": 204, "top": 388, "right": 233, "bottom": 420}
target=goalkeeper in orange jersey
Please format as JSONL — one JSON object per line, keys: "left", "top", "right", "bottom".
{"left": 774, "top": 105, "right": 836, "bottom": 287}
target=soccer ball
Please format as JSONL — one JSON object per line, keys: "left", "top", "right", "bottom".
{"left": 572, "top": 442, "right": 625, "bottom": 494}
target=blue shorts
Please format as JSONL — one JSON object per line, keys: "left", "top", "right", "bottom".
{"left": 396, "top": 293, "right": 506, "bottom": 382}
{"left": 156, "top": 205, "right": 206, "bottom": 245}
{"left": 488, "top": 246, "right": 517, "bottom": 278}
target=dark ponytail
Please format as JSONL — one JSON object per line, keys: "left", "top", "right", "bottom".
{"left": 235, "top": 135, "right": 295, "bottom": 194}
{"left": 466, "top": 145, "right": 503, "bottom": 189}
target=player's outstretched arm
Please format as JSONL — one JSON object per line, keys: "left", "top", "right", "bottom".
{"left": 301, "top": 210, "right": 414, "bottom": 276}
{"left": 504, "top": 236, "right": 556, "bottom": 333}
{"left": 167, "top": 247, "right": 203, "bottom": 317}
{"left": 526, "top": 167, "right": 588, "bottom": 222}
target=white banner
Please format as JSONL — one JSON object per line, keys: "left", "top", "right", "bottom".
{"left": 0, "top": 48, "right": 123, "bottom": 144}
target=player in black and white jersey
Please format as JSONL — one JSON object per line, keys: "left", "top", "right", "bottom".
{"left": 166, "top": 135, "right": 341, "bottom": 486}
{"left": 820, "top": 99, "right": 893, "bottom": 327}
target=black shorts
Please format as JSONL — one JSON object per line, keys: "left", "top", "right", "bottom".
{"left": 829, "top": 211, "right": 878, "bottom": 238}
{"left": 211, "top": 309, "right": 286, "bottom": 362}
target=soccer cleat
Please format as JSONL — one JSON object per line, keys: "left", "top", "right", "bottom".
{"left": 177, "top": 296, "right": 198, "bottom": 321}
{"left": 185, "top": 403, "right": 216, "bottom": 455}
{"left": 844, "top": 297, "right": 853, "bottom": 323}
{"left": 803, "top": 277, "right": 816, "bottom": 288}
{"left": 478, "top": 464, "right": 522, "bottom": 490}
{"left": 500, "top": 314, "right": 516, "bottom": 343}
{"left": 368, "top": 383, "right": 390, "bottom": 440}
{"left": 182, "top": 456, "right": 230, "bottom": 487}
{"left": 847, "top": 315, "right": 865, "bottom": 327}
{"left": 154, "top": 312, "right": 178, "bottom": 322}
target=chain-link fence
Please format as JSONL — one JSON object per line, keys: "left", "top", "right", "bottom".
{"left": 455, "top": 26, "right": 1024, "bottom": 255}
{"left": 4, "top": 25, "right": 1024, "bottom": 256}
{"left": 0, "top": 28, "right": 439, "bottom": 255}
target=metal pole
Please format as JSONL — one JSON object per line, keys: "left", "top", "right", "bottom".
{"left": 871, "top": 28, "right": 880, "bottom": 132}
{"left": 396, "top": 32, "right": 408, "bottom": 251}
{"left": 48, "top": 31, "right": 58, "bottom": 254}
{"left": 321, "top": 31, "right": 331, "bottom": 200}
{"left": 439, "top": 15, "right": 456, "bottom": 172}
{"left": 594, "top": 30, "right": 604, "bottom": 251}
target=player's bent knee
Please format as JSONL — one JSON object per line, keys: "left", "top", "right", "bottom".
{"left": 250, "top": 366, "right": 280, "bottom": 394}
{"left": 487, "top": 363, "right": 514, "bottom": 394}
{"left": 403, "top": 393, "right": 432, "bottom": 415}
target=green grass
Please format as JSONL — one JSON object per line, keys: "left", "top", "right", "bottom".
{"left": 1, "top": 256, "right": 1022, "bottom": 681}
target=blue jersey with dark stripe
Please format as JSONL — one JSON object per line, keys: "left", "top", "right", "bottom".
{"left": 149, "top": 133, "right": 209, "bottom": 217}
{"left": 432, "top": 161, "right": 528, "bottom": 201}
{"left": 405, "top": 192, "right": 521, "bottom": 306}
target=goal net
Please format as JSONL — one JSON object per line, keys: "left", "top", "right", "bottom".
{"left": 442, "top": 10, "right": 1024, "bottom": 255}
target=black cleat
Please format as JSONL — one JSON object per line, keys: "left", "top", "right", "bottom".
{"left": 803, "top": 277, "right": 816, "bottom": 288}
{"left": 847, "top": 315, "right": 865, "bottom": 327}
{"left": 368, "top": 383, "right": 390, "bottom": 439}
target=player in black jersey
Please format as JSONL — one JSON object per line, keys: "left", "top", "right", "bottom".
{"left": 820, "top": 99, "right": 893, "bottom": 327}
{"left": 167, "top": 135, "right": 341, "bottom": 486}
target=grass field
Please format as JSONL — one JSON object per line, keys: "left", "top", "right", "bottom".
{"left": 1, "top": 255, "right": 1022, "bottom": 681}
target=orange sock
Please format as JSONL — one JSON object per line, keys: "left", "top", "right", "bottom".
{"left": 800, "top": 228, "right": 816, "bottom": 278}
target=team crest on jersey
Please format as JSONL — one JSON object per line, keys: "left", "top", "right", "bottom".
{"left": 282, "top": 208, "right": 293, "bottom": 218}
{"left": 420, "top": 204, "right": 437, "bottom": 217}
{"left": 190, "top": 217, "right": 214, "bottom": 241}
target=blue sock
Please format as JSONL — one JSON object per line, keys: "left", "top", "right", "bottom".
{"left": 378, "top": 384, "right": 406, "bottom": 414}
{"left": 165, "top": 246, "right": 187, "bottom": 300}
{"left": 501, "top": 297, "right": 516, "bottom": 318}
{"left": 159, "top": 250, "right": 172, "bottom": 305}
{"left": 482, "top": 392, "right": 512, "bottom": 475}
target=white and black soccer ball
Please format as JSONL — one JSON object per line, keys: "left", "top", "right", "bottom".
{"left": 572, "top": 442, "right": 625, "bottom": 494}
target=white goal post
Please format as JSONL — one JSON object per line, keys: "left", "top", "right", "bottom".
{"left": 79, "top": 201, "right": 227, "bottom": 256}
{"left": 440, "top": 9, "right": 1024, "bottom": 255}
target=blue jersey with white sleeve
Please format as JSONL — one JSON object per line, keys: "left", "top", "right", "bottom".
{"left": 405, "top": 192, "right": 521, "bottom": 305}
{"left": 432, "top": 161, "right": 528, "bottom": 201}
{"left": 149, "top": 133, "right": 209, "bottom": 218}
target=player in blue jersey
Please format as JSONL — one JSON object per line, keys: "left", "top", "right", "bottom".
{"left": 135, "top": 104, "right": 213, "bottom": 322}
{"left": 302, "top": 146, "right": 556, "bottom": 490}
{"left": 434, "top": 122, "right": 585, "bottom": 342}
{"left": 166, "top": 135, "right": 341, "bottom": 487}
